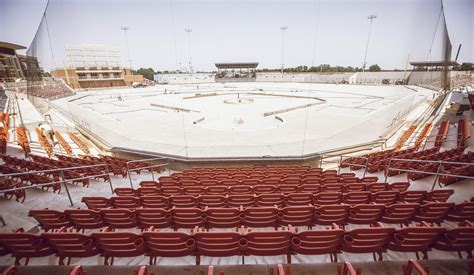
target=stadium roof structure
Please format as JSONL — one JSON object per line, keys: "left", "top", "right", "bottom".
{"left": 215, "top": 62, "right": 259, "bottom": 69}
{"left": 410, "top": 60, "right": 459, "bottom": 67}
{"left": 0, "top": 41, "right": 27, "bottom": 50}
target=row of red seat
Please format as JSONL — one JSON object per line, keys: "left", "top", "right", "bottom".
{"left": 29, "top": 201, "right": 473, "bottom": 232}
{"left": 0, "top": 164, "right": 61, "bottom": 194}
{"left": 82, "top": 189, "right": 453, "bottom": 210}
{"left": 15, "top": 127, "right": 30, "bottom": 157}
{"left": 434, "top": 121, "right": 450, "bottom": 148}
{"left": 457, "top": 117, "right": 471, "bottom": 148}
{"left": 94, "top": 154, "right": 161, "bottom": 175}
{"left": 1, "top": 222, "right": 472, "bottom": 266}
{"left": 156, "top": 175, "right": 380, "bottom": 187}
{"left": 406, "top": 151, "right": 474, "bottom": 181}
{"left": 131, "top": 181, "right": 410, "bottom": 197}
{"left": 0, "top": 179, "right": 26, "bottom": 203}
{"left": 340, "top": 147, "right": 417, "bottom": 171}
{"left": 56, "top": 154, "right": 125, "bottom": 178}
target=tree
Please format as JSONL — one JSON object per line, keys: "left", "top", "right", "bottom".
{"left": 368, "top": 64, "right": 381, "bottom": 72}
{"left": 134, "top": 68, "right": 155, "bottom": 80}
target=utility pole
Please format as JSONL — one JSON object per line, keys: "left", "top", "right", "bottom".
{"left": 121, "top": 26, "right": 133, "bottom": 73}
{"left": 280, "top": 26, "right": 288, "bottom": 74}
{"left": 185, "top": 28, "right": 193, "bottom": 73}
{"left": 362, "top": 15, "right": 377, "bottom": 72}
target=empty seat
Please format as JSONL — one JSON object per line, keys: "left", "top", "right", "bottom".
{"left": 343, "top": 183, "right": 366, "bottom": 192}
{"left": 171, "top": 207, "right": 205, "bottom": 229}
{"left": 241, "top": 206, "right": 278, "bottom": 228}
{"left": 101, "top": 208, "right": 138, "bottom": 229}
{"left": 371, "top": 191, "right": 399, "bottom": 205}
{"left": 446, "top": 202, "right": 474, "bottom": 222}
{"left": 142, "top": 230, "right": 195, "bottom": 265}
{"left": 314, "top": 205, "right": 350, "bottom": 226}
{"left": 278, "top": 206, "right": 314, "bottom": 228}
{"left": 206, "top": 186, "right": 229, "bottom": 195}
{"left": 91, "top": 232, "right": 145, "bottom": 265}
{"left": 244, "top": 229, "right": 293, "bottom": 263}
{"left": 81, "top": 197, "right": 111, "bottom": 209}
{"left": 389, "top": 182, "right": 410, "bottom": 192}
{"left": 400, "top": 191, "right": 427, "bottom": 204}
{"left": 0, "top": 231, "right": 54, "bottom": 265}
{"left": 413, "top": 202, "right": 455, "bottom": 225}
{"left": 65, "top": 209, "right": 106, "bottom": 231}
{"left": 28, "top": 209, "right": 71, "bottom": 232}
{"left": 140, "top": 196, "right": 169, "bottom": 209}
{"left": 137, "top": 187, "right": 160, "bottom": 197}
{"left": 194, "top": 229, "right": 244, "bottom": 265}
{"left": 111, "top": 196, "right": 140, "bottom": 209}
{"left": 347, "top": 204, "right": 385, "bottom": 225}
{"left": 161, "top": 186, "right": 182, "bottom": 196}
{"left": 290, "top": 224, "right": 344, "bottom": 262}
{"left": 229, "top": 186, "right": 253, "bottom": 194}
{"left": 387, "top": 224, "right": 446, "bottom": 260}
{"left": 199, "top": 195, "right": 227, "bottom": 208}
{"left": 434, "top": 224, "right": 474, "bottom": 258}
{"left": 257, "top": 193, "right": 285, "bottom": 208}
{"left": 341, "top": 223, "right": 395, "bottom": 261}
{"left": 343, "top": 191, "right": 371, "bottom": 205}
{"left": 169, "top": 195, "right": 198, "bottom": 208}
{"left": 227, "top": 194, "right": 256, "bottom": 208}
{"left": 253, "top": 185, "right": 276, "bottom": 194}
{"left": 381, "top": 203, "right": 420, "bottom": 226}
{"left": 136, "top": 208, "right": 172, "bottom": 230}
{"left": 299, "top": 184, "right": 321, "bottom": 193}
{"left": 314, "top": 192, "right": 343, "bottom": 205}
{"left": 183, "top": 186, "right": 205, "bottom": 196}
{"left": 205, "top": 207, "right": 241, "bottom": 229}
{"left": 42, "top": 232, "right": 99, "bottom": 265}
{"left": 114, "top": 188, "right": 137, "bottom": 197}
{"left": 285, "top": 193, "right": 313, "bottom": 206}
{"left": 425, "top": 189, "right": 454, "bottom": 202}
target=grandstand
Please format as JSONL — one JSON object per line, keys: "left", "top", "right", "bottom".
{"left": 0, "top": 0, "right": 473, "bottom": 274}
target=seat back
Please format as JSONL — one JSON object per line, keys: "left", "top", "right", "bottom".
{"left": 142, "top": 231, "right": 195, "bottom": 257}
{"left": 91, "top": 232, "right": 145, "bottom": 261}
{"left": 314, "top": 205, "right": 350, "bottom": 225}
{"left": 42, "top": 232, "right": 99, "bottom": 264}
{"left": 136, "top": 208, "right": 172, "bottom": 229}
{"left": 347, "top": 204, "right": 385, "bottom": 225}
{"left": 205, "top": 207, "right": 241, "bottom": 229}
{"left": 0, "top": 233, "right": 54, "bottom": 264}
{"left": 245, "top": 230, "right": 292, "bottom": 257}
{"left": 341, "top": 226, "right": 395, "bottom": 255}
{"left": 101, "top": 208, "right": 138, "bottom": 229}
{"left": 28, "top": 209, "right": 71, "bottom": 231}
{"left": 140, "top": 196, "right": 169, "bottom": 209}
{"left": 291, "top": 227, "right": 344, "bottom": 255}
{"left": 380, "top": 203, "right": 420, "bottom": 225}
{"left": 278, "top": 206, "right": 314, "bottom": 227}
{"left": 81, "top": 197, "right": 111, "bottom": 209}
{"left": 241, "top": 206, "right": 278, "bottom": 228}
{"left": 171, "top": 207, "right": 205, "bottom": 229}
{"left": 314, "top": 192, "right": 343, "bottom": 205}
{"left": 65, "top": 209, "right": 106, "bottom": 230}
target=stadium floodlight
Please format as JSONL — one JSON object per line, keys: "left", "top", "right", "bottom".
{"left": 121, "top": 26, "right": 133, "bottom": 72}
{"left": 185, "top": 28, "right": 193, "bottom": 73}
{"left": 362, "top": 15, "right": 377, "bottom": 72}
{"left": 280, "top": 26, "right": 288, "bottom": 74}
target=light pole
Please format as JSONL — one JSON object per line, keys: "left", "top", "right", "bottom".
{"left": 185, "top": 28, "right": 193, "bottom": 73}
{"left": 121, "top": 26, "right": 133, "bottom": 72}
{"left": 362, "top": 15, "right": 377, "bottom": 72}
{"left": 280, "top": 26, "right": 288, "bottom": 74}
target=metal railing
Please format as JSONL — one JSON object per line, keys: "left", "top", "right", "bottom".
{"left": 337, "top": 155, "right": 369, "bottom": 177}
{"left": 0, "top": 163, "right": 114, "bottom": 206}
{"left": 125, "top": 157, "right": 169, "bottom": 188}
{"left": 384, "top": 157, "right": 474, "bottom": 191}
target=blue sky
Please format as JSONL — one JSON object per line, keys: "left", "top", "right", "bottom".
{"left": 0, "top": 0, "right": 472, "bottom": 72}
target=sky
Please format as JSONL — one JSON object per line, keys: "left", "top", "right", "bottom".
{"left": 0, "top": 0, "right": 472, "bottom": 72}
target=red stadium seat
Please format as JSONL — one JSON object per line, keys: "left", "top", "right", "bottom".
{"left": 101, "top": 208, "right": 138, "bottom": 229}
{"left": 0, "top": 231, "right": 54, "bottom": 265}
{"left": 114, "top": 188, "right": 137, "bottom": 197}
{"left": 314, "top": 192, "right": 343, "bottom": 205}
{"left": 140, "top": 196, "right": 169, "bottom": 209}
{"left": 229, "top": 185, "right": 253, "bottom": 194}
{"left": 194, "top": 228, "right": 245, "bottom": 265}
{"left": 285, "top": 193, "right": 313, "bottom": 206}
{"left": 28, "top": 209, "right": 71, "bottom": 232}
{"left": 91, "top": 232, "right": 145, "bottom": 265}
{"left": 278, "top": 206, "right": 314, "bottom": 228}
{"left": 387, "top": 223, "right": 446, "bottom": 260}
{"left": 347, "top": 204, "right": 385, "bottom": 225}
{"left": 199, "top": 195, "right": 227, "bottom": 208}
{"left": 42, "top": 232, "right": 100, "bottom": 265}
{"left": 341, "top": 223, "right": 395, "bottom": 261}
{"left": 343, "top": 183, "right": 366, "bottom": 192}
{"left": 142, "top": 230, "right": 195, "bottom": 265}
{"left": 136, "top": 208, "right": 172, "bottom": 230}
{"left": 205, "top": 207, "right": 241, "bottom": 229}
{"left": 169, "top": 195, "right": 198, "bottom": 208}
{"left": 314, "top": 205, "right": 350, "bottom": 226}
{"left": 241, "top": 206, "right": 279, "bottom": 229}
{"left": 381, "top": 203, "right": 420, "bottom": 226}
{"left": 413, "top": 202, "right": 455, "bottom": 225}
{"left": 434, "top": 222, "right": 474, "bottom": 258}
{"left": 400, "top": 191, "right": 427, "bottom": 204}
{"left": 65, "top": 209, "right": 106, "bottom": 231}
{"left": 425, "top": 189, "right": 454, "bottom": 202}
{"left": 206, "top": 186, "right": 229, "bottom": 195}
{"left": 82, "top": 197, "right": 111, "bottom": 209}
{"left": 183, "top": 186, "right": 206, "bottom": 196}
{"left": 342, "top": 191, "right": 371, "bottom": 205}
{"left": 244, "top": 229, "right": 293, "bottom": 263}
{"left": 371, "top": 191, "right": 399, "bottom": 205}
{"left": 290, "top": 224, "right": 343, "bottom": 262}
{"left": 137, "top": 187, "right": 160, "bottom": 197}
{"left": 227, "top": 194, "right": 256, "bottom": 208}
{"left": 171, "top": 207, "right": 205, "bottom": 229}
{"left": 111, "top": 196, "right": 141, "bottom": 209}
{"left": 446, "top": 202, "right": 474, "bottom": 222}
{"left": 257, "top": 193, "right": 285, "bottom": 208}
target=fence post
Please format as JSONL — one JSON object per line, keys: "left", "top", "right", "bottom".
{"left": 338, "top": 155, "right": 342, "bottom": 174}
{"left": 105, "top": 165, "right": 114, "bottom": 194}
{"left": 384, "top": 159, "right": 392, "bottom": 183}
{"left": 431, "top": 161, "right": 443, "bottom": 191}
{"left": 59, "top": 170, "right": 74, "bottom": 207}
{"left": 126, "top": 162, "right": 134, "bottom": 188}
{"left": 362, "top": 157, "right": 368, "bottom": 178}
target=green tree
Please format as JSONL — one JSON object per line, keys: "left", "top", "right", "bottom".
{"left": 368, "top": 64, "right": 381, "bottom": 72}
{"left": 134, "top": 68, "right": 155, "bottom": 80}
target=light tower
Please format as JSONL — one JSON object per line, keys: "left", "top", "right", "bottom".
{"left": 120, "top": 26, "right": 133, "bottom": 71}
{"left": 185, "top": 28, "right": 193, "bottom": 73}
{"left": 280, "top": 26, "right": 288, "bottom": 74}
{"left": 362, "top": 14, "right": 377, "bottom": 72}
